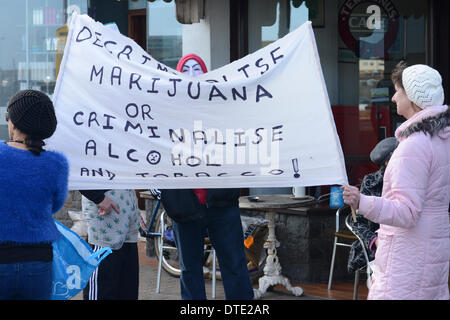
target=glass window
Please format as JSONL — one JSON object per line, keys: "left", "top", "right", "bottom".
{"left": 0, "top": 0, "right": 87, "bottom": 141}
{"left": 147, "top": 0, "right": 183, "bottom": 70}
{"left": 247, "top": 0, "right": 309, "bottom": 195}
{"left": 337, "top": 0, "right": 428, "bottom": 185}
{"left": 248, "top": 0, "right": 309, "bottom": 54}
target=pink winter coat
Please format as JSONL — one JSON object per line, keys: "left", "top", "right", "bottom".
{"left": 359, "top": 105, "right": 450, "bottom": 300}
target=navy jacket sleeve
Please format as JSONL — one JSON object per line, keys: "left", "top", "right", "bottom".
{"left": 79, "top": 189, "right": 110, "bottom": 204}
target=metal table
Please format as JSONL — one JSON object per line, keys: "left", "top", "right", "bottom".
{"left": 239, "top": 194, "right": 315, "bottom": 299}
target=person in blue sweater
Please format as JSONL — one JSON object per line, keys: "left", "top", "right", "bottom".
{"left": 0, "top": 90, "right": 69, "bottom": 300}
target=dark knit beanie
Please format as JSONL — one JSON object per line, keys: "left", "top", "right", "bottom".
{"left": 370, "top": 137, "right": 399, "bottom": 165}
{"left": 7, "top": 90, "right": 57, "bottom": 140}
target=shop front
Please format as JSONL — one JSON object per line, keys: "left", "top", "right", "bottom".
{"left": 231, "top": 0, "right": 445, "bottom": 187}
{"left": 334, "top": 0, "right": 432, "bottom": 185}
{"left": 1, "top": 0, "right": 447, "bottom": 188}
{"left": 219, "top": 0, "right": 448, "bottom": 188}
{"left": 1, "top": 0, "right": 447, "bottom": 284}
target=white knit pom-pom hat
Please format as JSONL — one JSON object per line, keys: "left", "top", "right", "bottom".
{"left": 402, "top": 64, "right": 445, "bottom": 109}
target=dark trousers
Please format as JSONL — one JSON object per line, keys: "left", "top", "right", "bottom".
{"left": 83, "top": 242, "right": 139, "bottom": 300}
{"left": 0, "top": 261, "right": 52, "bottom": 300}
{"left": 173, "top": 206, "right": 254, "bottom": 300}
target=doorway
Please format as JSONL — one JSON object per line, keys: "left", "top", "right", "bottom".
{"left": 128, "top": 9, "right": 147, "bottom": 51}
{"left": 336, "top": 0, "right": 430, "bottom": 185}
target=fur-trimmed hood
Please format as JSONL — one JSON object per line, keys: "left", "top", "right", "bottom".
{"left": 396, "top": 105, "right": 449, "bottom": 141}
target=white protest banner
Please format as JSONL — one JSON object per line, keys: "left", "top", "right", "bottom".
{"left": 46, "top": 13, "right": 348, "bottom": 190}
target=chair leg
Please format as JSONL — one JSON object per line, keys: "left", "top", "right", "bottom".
{"left": 327, "top": 237, "right": 338, "bottom": 290}
{"left": 353, "top": 269, "right": 360, "bottom": 300}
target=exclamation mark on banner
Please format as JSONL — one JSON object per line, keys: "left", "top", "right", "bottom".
{"left": 292, "top": 158, "right": 300, "bottom": 178}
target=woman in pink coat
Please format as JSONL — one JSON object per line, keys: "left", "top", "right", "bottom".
{"left": 343, "top": 62, "right": 449, "bottom": 300}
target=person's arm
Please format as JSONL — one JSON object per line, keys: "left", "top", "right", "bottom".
{"left": 79, "top": 190, "right": 109, "bottom": 204}
{"left": 357, "top": 138, "right": 429, "bottom": 229}
{"left": 79, "top": 189, "right": 120, "bottom": 215}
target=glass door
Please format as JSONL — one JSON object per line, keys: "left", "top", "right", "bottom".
{"left": 337, "top": 0, "right": 429, "bottom": 185}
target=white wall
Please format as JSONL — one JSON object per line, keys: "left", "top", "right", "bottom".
{"left": 182, "top": 0, "right": 230, "bottom": 71}
{"left": 182, "top": 20, "right": 211, "bottom": 68}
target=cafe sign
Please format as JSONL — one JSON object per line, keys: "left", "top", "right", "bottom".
{"left": 338, "top": 0, "right": 399, "bottom": 58}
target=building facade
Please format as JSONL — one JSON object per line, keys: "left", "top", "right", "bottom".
{"left": 0, "top": 0, "right": 448, "bottom": 191}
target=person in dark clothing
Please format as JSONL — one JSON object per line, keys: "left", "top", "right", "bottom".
{"left": 347, "top": 137, "right": 398, "bottom": 273}
{"left": 160, "top": 54, "right": 254, "bottom": 300}
{"left": 80, "top": 189, "right": 140, "bottom": 300}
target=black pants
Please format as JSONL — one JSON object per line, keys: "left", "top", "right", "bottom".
{"left": 83, "top": 242, "right": 139, "bottom": 300}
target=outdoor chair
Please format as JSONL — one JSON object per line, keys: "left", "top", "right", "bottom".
{"left": 344, "top": 213, "right": 373, "bottom": 299}
{"left": 327, "top": 205, "right": 359, "bottom": 293}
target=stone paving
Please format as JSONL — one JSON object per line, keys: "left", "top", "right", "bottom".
{"left": 72, "top": 241, "right": 326, "bottom": 301}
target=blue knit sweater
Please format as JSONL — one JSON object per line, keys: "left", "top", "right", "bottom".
{"left": 0, "top": 143, "right": 69, "bottom": 244}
